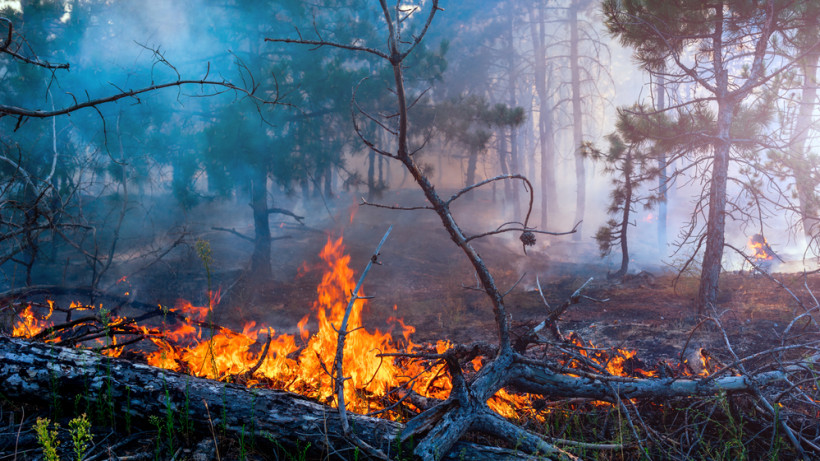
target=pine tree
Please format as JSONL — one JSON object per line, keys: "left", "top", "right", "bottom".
{"left": 605, "top": 0, "right": 801, "bottom": 313}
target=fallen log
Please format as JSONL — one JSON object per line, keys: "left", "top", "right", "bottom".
{"left": 0, "top": 337, "right": 528, "bottom": 460}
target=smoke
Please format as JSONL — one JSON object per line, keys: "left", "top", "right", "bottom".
{"left": 2, "top": 0, "right": 816, "bottom": 298}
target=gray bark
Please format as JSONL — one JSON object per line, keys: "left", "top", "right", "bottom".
{"left": 530, "top": 3, "right": 558, "bottom": 229}
{"left": 655, "top": 72, "right": 668, "bottom": 253}
{"left": 570, "top": 1, "right": 585, "bottom": 241}
{"left": 790, "top": 49, "right": 820, "bottom": 240}
{"left": 0, "top": 337, "right": 531, "bottom": 460}
{"left": 250, "top": 169, "right": 272, "bottom": 280}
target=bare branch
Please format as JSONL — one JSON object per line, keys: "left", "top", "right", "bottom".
{"left": 264, "top": 37, "right": 389, "bottom": 60}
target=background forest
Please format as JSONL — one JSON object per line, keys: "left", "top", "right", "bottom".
{"left": 5, "top": 0, "right": 816, "bottom": 297}
{"left": 1, "top": 0, "right": 817, "bottom": 299}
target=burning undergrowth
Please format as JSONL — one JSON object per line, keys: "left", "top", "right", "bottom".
{"left": 4, "top": 234, "right": 820, "bottom": 460}
{"left": 6, "top": 236, "right": 725, "bottom": 424}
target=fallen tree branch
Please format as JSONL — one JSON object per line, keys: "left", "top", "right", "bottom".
{"left": 211, "top": 226, "right": 293, "bottom": 243}
{"left": 333, "top": 225, "right": 393, "bottom": 459}
{"left": 0, "top": 336, "right": 535, "bottom": 460}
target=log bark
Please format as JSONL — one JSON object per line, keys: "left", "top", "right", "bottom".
{"left": 0, "top": 337, "right": 529, "bottom": 460}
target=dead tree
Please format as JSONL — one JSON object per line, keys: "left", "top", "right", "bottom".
{"left": 0, "top": 336, "right": 536, "bottom": 461}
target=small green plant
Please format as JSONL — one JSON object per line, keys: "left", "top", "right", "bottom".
{"left": 101, "top": 358, "right": 115, "bottom": 428}
{"left": 69, "top": 413, "right": 93, "bottom": 461}
{"left": 163, "top": 377, "right": 176, "bottom": 457}
{"left": 238, "top": 424, "right": 247, "bottom": 460}
{"left": 99, "top": 305, "right": 112, "bottom": 336}
{"left": 149, "top": 415, "right": 163, "bottom": 461}
{"left": 179, "top": 377, "right": 193, "bottom": 443}
{"left": 263, "top": 433, "right": 312, "bottom": 461}
{"left": 248, "top": 390, "right": 257, "bottom": 451}
{"left": 34, "top": 417, "right": 60, "bottom": 461}
{"left": 195, "top": 238, "right": 214, "bottom": 290}
{"left": 717, "top": 392, "right": 747, "bottom": 460}
{"left": 769, "top": 402, "right": 782, "bottom": 460}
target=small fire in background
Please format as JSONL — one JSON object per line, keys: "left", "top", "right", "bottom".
{"left": 748, "top": 233, "right": 780, "bottom": 273}
{"left": 748, "top": 234, "right": 774, "bottom": 261}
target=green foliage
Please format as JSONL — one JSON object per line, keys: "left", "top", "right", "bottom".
{"left": 34, "top": 417, "right": 61, "bottom": 461}
{"left": 583, "top": 106, "right": 664, "bottom": 274}
{"left": 163, "top": 378, "right": 176, "bottom": 458}
{"left": 148, "top": 415, "right": 163, "bottom": 460}
{"left": 263, "top": 432, "right": 312, "bottom": 461}
{"left": 68, "top": 413, "right": 93, "bottom": 461}
{"left": 416, "top": 95, "right": 524, "bottom": 155}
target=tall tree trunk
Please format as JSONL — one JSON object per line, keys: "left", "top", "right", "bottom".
{"left": 367, "top": 148, "right": 376, "bottom": 199}
{"left": 530, "top": 3, "right": 558, "bottom": 229}
{"left": 790, "top": 49, "right": 820, "bottom": 242}
{"left": 466, "top": 151, "right": 479, "bottom": 192}
{"left": 250, "top": 169, "right": 272, "bottom": 280}
{"left": 497, "top": 128, "right": 511, "bottom": 201}
{"left": 656, "top": 72, "right": 668, "bottom": 253}
{"left": 697, "top": 50, "right": 734, "bottom": 314}
{"left": 323, "top": 164, "right": 333, "bottom": 198}
{"left": 378, "top": 154, "right": 385, "bottom": 190}
{"left": 507, "top": 10, "right": 521, "bottom": 222}
{"left": 614, "top": 149, "right": 633, "bottom": 279}
{"left": 569, "top": 1, "right": 585, "bottom": 241}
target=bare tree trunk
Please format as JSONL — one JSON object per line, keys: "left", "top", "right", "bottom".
{"left": 367, "top": 148, "right": 376, "bottom": 199}
{"left": 569, "top": 1, "right": 585, "bottom": 241}
{"left": 790, "top": 49, "right": 820, "bottom": 241}
{"left": 250, "top": 169, "right": 272, "bottom": 280}
{"left": 530, "top": 3, "right": 558, "bottom": 229}
{"left": 697, "top": 101, "right": 733, "bottom": 314}
{"left": 613, "top": 149, "right": 633, "bottom": 279}
{"left": 466, "top": 151, "right": 479, "bottom": 191}
{"left": 323, "top": 164, "right": 333, "bottom": 198}
{"left": 497, "top": 127, "right": 511, "bottom": 202}
{"left": 655, "top": 72, "right": 668, "bottom": 254}
{"left": 508, "top": 10, "right": 521, "bottom": 222}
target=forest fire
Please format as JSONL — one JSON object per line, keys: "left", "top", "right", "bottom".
{"left": 10, "top": 236, "right": 713, "bottom": 420}
{"left": 749, "top": 233, "right": 775, "bottom": 261}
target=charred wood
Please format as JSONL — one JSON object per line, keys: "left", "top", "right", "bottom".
{"left": 0, "top": 337, "right": 532, "bottom": 460}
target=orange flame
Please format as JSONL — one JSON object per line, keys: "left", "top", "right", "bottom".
{"left": 748, "top": 234, "right": 773, "bottom": 261}
{"left": 10, "top": 236, "right": 693, "bottom": 421}
{"left": 12, "top": 302, "right": 53, "bottom": 338}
